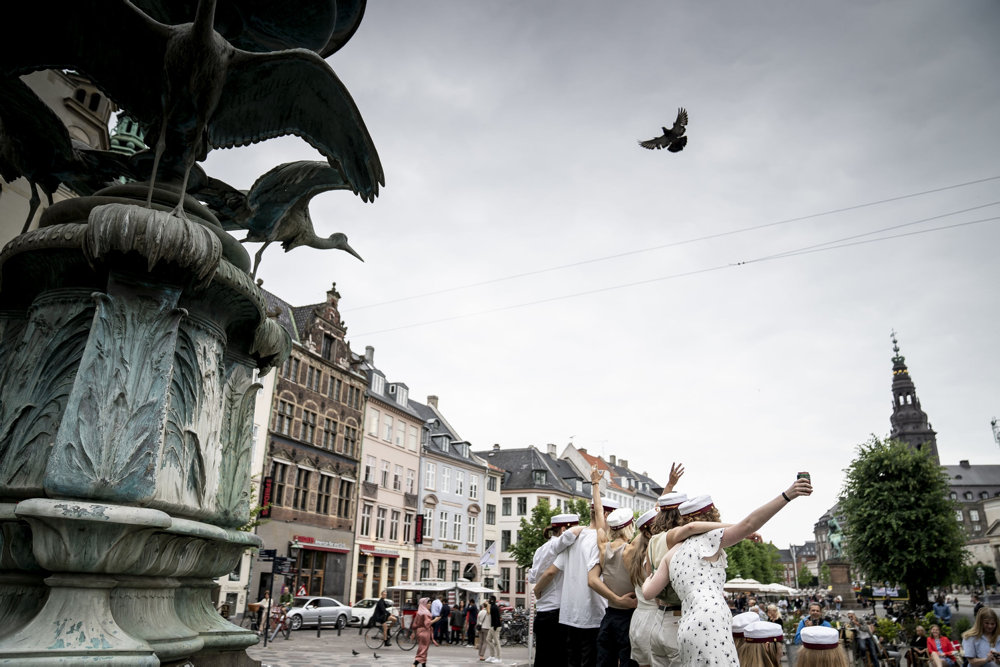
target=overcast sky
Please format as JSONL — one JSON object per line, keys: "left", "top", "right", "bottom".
{"left": 204, "top": 1, "right": 1000, "bottom": 549}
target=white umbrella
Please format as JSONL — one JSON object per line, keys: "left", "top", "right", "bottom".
{"left": 724, "top": 578, "right": 763, "bottom": 591}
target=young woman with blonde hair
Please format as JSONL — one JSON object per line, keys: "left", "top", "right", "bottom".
{"left": 962, "top": 607, "right": 1000, "bottom": 666}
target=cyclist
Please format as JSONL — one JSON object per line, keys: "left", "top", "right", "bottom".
{"left": 374, "top": 589, "right": 397, "bottom": 647}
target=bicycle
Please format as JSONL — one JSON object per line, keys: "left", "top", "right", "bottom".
{"left": 365, "top": 617, "right": 417, "bottom": 651}
{"left": 500, "top": 617, "right": 528, "bottom": 646}
{"left": 267, "top": 606, "right": 291, "bottom": 641}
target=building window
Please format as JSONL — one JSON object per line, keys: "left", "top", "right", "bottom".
{"left": 468, "top": 515, "right": 477, "bottom": 543}
{"left": 420, "top": 559, "right": 431, "bottom": 580}
{"left": 441, "top": 467, "right": 451, "bottom": 494}
{"left": 533, "top": 470, "right": 547, "bottom": 485}
{"left": 487, "top": 476, "right": 498, "bottom": 492}
{"left": 950, "top": 492, "right": 958, "bottom": 500}
{"left": 469, "top": 475, "right": 479, "bottom": 500}
{"left": 406, "top": 469, "right": 416, "bottom": 494}
{"left": 439, "top": 511, "right": 448, "bottom": 539}
{"left": 382, "top": 414, "right": 393, "bottom": 442}
{"left": 425, "top": 463, "right": 436, "bottom": 490}
{"left": 407, "top": 425, "right": 419, "bottom": 451}
{"left": 361, "top": 503, "right": 373, "bottom": 536}
{"left": 981, "top": 492, "right": 990, "bottom": 500}
{"left": 965, "top": 492, "right": 974, "bottom": 500}
{"left": 517, "top": 497, "right": 527, "bottom": 516}
{"left": 337, "top": 479, "right": 353, "bottom": 517}
{"left": 516, "top": 567, "right": 526, "bottom": 594}
{"left": 970, "top": 509, "right": 981, "bottom": 522}
{"left": 393, "top": 465, "right": 403, "bottom": 491}
{"left": 502, "top": 498, "right": 511, "bottom": 516}
{"left": 365, "top": 455, "right": 376, "bottom": 483}
{"left": 486, "top": 504, "right": 496, "bottom": 525}
{"left": 367, "top": 409, "right": 380, "bottom": 436}
{"left": 403, "top": 513, "right": 413, "bottom": 543}
{"left": 437, "top": 560, "right": 447, "bottom": 580}
{"left": 401, "top": 557, "right": 409, "bottom": 582}
{"left": 287, "top": 358, "right": 300, "bottom": 381}
{"left": 330, "top": 377, "right": 342, "bottom": 401}
{"left": 322, "top": 334, "right": 334, "bottom": 360}
{"left": 395, "top": 421, "right": 406, "bottom": 447}
{"left": 452, "top": 561, "right": 460, "bottom": 582}
{"left": 317, "top": 474, "right": 333, "bottom": 514}
{"left": 500, "top": 568, "right": 510, "bottom": 593}
{"left": 274, "top": 400, "right": 294, "bottom": 435}
{"left": 501, "top": 530, "right": 511, "bottom": 552}
{"left": 380, "top": 460, "right": 390, "bottom": 487}
{"left": 293, "top": 468, "right": 311, "bottom": 510}
{"left": 271, "top": 461, "right": 288, "bottom": 506}
{"left": 343, "top": 426, "right": 358, "bottom": 457}
{"left": 347, "top": 386, "right": 362, "bottom": 409}
{"left": 955, "top": 509, "right": 963, "bottom": 522}
{"left": 452, "top": 513, "right": 461, "bottom": 542}
{"left": 323, "top": 418, "right": 338, "bottom": 450}
{"left": 455, "top": 470, "right": 465, "bottom": 496}
{"left": 301, "top": 410, "right": 317, "bottom": 444}
{"left": 305, "top": 366, "right": 321, "bottom": 392}
{"left": 372, "top": 374, "right": 385, "bottom": 394}
{"left": 423, "top": 509, "right": 433, "bottom": 538}
{"left": 390, "top": 510, "right": 400, "bottom": 541}
{"left": 376, "top": 507, "right": 387, "bottom": 539}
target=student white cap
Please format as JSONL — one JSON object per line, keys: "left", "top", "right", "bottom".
{"left": 636, "top": 508, "right": 657, "bottom": 529}
{"left": 731, "top": 611, "right": 760, "bottom": 637}
{"left": 744, "top": 620, "right": 783, "bottom": 643}
{"left": 551, "top": 513, "right": 580, "bottom": 526}
{"left": 678, "top": 495, "right": 714, "bottom": 516}
{"left": 801, "top": 625, "right": 839, "bottom": 649}
{"left": 657, "top": 492, "right": 687, "bottom": 509}
{"left": 607, "top": 508, "right": 634, "bottom": 530}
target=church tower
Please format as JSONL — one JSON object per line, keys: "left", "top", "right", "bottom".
{"left": 889, "top": 332, "right": 939, "bottom": 464}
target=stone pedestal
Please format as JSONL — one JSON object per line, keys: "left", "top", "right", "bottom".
{"left": 0, "top": 195, "right": 290, "bottom": 664}
{"left": 827, "top": 559, "right": 856, "bottom": 609}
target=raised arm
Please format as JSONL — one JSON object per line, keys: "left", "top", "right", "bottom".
{"left": 663, "top": 462, "right": 685, "bottom": 494}
{"left": 590, "top": 466, "right": 608, "bottom": 534}
{"left": 665, "top": 521, "right": 733, "bottom": 549}
{"left": 720, "top": 478, "right": 812, "bottom": 548}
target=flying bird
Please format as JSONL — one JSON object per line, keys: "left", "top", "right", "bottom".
{"left": 194, "top": 161, "right": 364, "bottom": 277}
{"left": 1, "top": 0, "right": 384, "bottom": 216}
{"left": 0, "top": 76, "right": 135, "bottom": 233}
{"left": 638, "top": 108, "right": 688, "bottom": 152}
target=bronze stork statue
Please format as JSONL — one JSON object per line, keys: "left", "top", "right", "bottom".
{"left": 194, "top": 160, "right": 364, "bottom": 277}
{"left": 0, "top": 0, "right": 384, "bottom": 218}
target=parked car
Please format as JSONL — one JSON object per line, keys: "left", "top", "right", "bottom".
{"left": 285, "top": 596, "right": 351, "bottom": 630}
{"left": 351, "top": 598, "right": 395, "bottom": 627}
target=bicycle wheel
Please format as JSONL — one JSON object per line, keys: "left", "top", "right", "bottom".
{"left": 500, "top": 627, "right": 510, "bottom": 647}
{"left": 397, "top": 627, "right": 417, "bottom": 651}
{"left": 365, "top": 625, "right": 387, "bottom": 649}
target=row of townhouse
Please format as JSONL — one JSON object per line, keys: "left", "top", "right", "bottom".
{"left": 220, "top": 285, "right": 668, "bottom": 615}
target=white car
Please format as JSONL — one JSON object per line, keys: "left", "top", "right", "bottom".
{"left": 285, "top": 596, "right": 351, "bottom": 630}
{"left": 351, "top": 598, "right": 395, "bottom": 627}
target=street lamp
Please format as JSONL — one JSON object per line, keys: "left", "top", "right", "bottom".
{"left": 977, "top": 566, "right": 986, "bottom": 595}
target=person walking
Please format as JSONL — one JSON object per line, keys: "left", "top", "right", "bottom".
{"left": 413, "top": 597, "right": 433, "bottom": 667}
{"left": 478, "top": 596, "right": 501, "bottom": 662}
{"left": 466, "top": 597, "right": 479, "bottom": 647}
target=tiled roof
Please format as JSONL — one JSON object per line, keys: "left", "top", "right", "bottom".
{"left": 473, "top": 447, "right": 588, "bottom": 498}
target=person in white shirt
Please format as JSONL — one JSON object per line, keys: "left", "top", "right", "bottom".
{"left": 529, "top": 513, "right": 583, "bottom": 667}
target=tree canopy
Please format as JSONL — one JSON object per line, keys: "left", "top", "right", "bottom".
{"left": 839, "top": 436, "right": 966, "bottom": 606}
{"left": 724, "top": 539, "right": 783, "bottom": 583}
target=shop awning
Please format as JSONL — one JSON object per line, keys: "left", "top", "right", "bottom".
{"left": 359, "top": 544, "right": 400, "bottom": 559}
{"left": 457, "top": 582, "right": 496, "bottom": 594}
{"left": 387, "top": 581, "right": 456, "bottom": 593}
{"left": 291, "top": 536, "right": 350, "bottom": 553}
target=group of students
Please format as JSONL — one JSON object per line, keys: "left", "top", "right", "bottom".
{"left": 527, "top": 462, "right": 814, "bottom": 667}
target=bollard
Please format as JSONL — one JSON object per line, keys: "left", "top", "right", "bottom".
{"left": 317, "top": 616, "right": 322, "bottom": 638}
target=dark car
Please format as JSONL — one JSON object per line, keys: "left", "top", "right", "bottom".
{"left": 285, "top": 596, "right": 351, "bottom": 630}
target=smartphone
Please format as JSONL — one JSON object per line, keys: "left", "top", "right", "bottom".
{"left": 797, "top": 472, "right": 811, "bottom": 482}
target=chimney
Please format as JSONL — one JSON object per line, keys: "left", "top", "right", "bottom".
{"left": 620, "top": 459, "right": 628, "bottom": 469}
{"left": 609, "top": 455, "right": 616, "bottom": 466}
{"left": 578, "top": 447, "right": 587, "bottom": 455}
{"left": 547, "top": 443, "right": 556, "bottom": 457}
{"left": 364, "top": 345, "right": 374, "bottom": 363}
{"left": 960, "top": 460, "right": 971, "bottom": 468}
{"left": 427, "top": 395, "right": 438, "bottom": 409}
{"left": 493, "top": 443, "right": 501, "bottom": 451}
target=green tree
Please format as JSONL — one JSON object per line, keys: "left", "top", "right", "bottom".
{"left": 819, "top": 563, "right": 831, "bottom": 587}
{"left": 839, "top": 437, "right": 966, "bottom": 607}
{"left": 564, "top": 497, "right": 592, "bottom": 527}
{"left": 797, "top": 564, "right": 815, "bottom": 588}
{"left": 510, "top": 498, "right": 556, "bottom": 569}
{"left": 724, "top": 540, "right": 783, "bottom": 583}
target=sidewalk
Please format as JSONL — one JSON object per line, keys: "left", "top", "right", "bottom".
{"left": 246, "top": 629, "right": 530, "bottom": 667}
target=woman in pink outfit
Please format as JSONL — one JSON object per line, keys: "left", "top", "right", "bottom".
{"left": 413, "top": 597, "right": 433, "bottom": 667}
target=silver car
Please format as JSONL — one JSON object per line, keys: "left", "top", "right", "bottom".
{"left": 285, "top": 596, "right": 351, "bottom": 630}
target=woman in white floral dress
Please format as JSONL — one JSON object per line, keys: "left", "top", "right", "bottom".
{"left": 642, "top": 477, "right": 812, "bottom": 666}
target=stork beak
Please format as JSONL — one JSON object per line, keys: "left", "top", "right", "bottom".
{"left": 342, "top": 241, "right": 364, "bottom": 262}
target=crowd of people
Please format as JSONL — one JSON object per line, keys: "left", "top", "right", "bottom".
{"left": 527, "top": 462, "right": 813, "bottom": 667}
